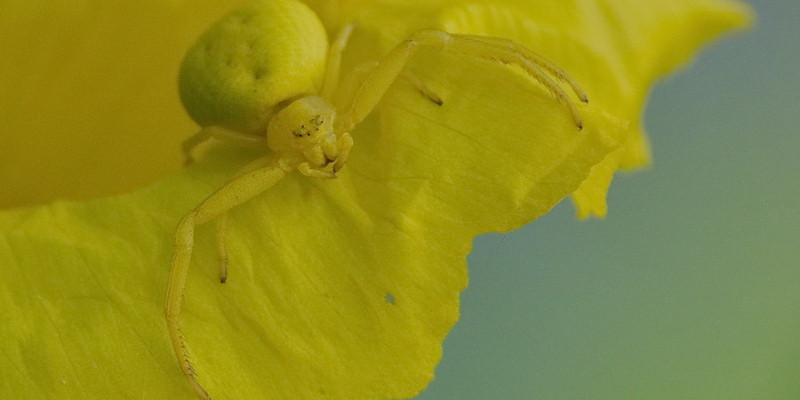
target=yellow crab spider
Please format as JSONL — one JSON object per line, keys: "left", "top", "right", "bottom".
{"left": 165, "top": 0, "right": 588, "bottom": 398}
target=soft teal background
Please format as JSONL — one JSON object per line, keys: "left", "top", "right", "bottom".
{"left": 420, "top": 1, "right": 800, "bottom": 399}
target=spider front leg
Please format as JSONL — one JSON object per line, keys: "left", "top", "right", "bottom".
{"left": 215, "top": 213, "right": 229, "bottom": 283}
{"left": 340, "top": 29, "right": 587, "bottom": 132}
{"left": 332, "top": 132, "right": 354, "bottom": 172}
{"left": 165, "top": 158, "right": 289, "bottom": 400}
{"left": 182, "top": 126, "right": 266, "bottom": 165}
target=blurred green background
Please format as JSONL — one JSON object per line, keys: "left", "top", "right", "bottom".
{"left": 419, "top": 1, "right": 800, "bottom": 399}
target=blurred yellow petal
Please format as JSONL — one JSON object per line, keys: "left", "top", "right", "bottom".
{"left": 0, "top": 0, "right": 252, "bottom": 208}
{"left": 0, "top": 0, "right": 750, "bottom": 399}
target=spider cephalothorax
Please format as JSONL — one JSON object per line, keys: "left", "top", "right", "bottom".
{"left": 265, "top": 96, "right": 348, "bottom": 177}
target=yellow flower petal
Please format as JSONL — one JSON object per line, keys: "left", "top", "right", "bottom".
{"left": 566, "top": 0, "right": 751, "bottom": 216}
{"left": 0, "top": 0, "right": 750, "bottom": 398}
{"left": 571, "top": 148, "right": 625, "bottom": 218}
{"left": 0, "top": 105, "right": 625, "bottom": 399}
{"left": 328, "top": 0, "right": 750, "bottom": 219}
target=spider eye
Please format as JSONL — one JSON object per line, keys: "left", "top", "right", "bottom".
{"left": 267, "top": 96, "right": 336, "bottom": 152}
{"left": 291, "top": 115, "right": 325, "bottom": 139}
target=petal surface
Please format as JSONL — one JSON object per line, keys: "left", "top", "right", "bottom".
{"left": 0, "top": 0, "right": 749, "bottom": 398}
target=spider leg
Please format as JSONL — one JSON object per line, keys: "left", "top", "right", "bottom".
{"left": 338, "top": 60, "right": 442, "bottom": 109}
{"left": 211, "top": 155, "right": 277, "bottom": 284}
{"left": 182, "top": 129, "right": 213, "bottom": 166}
{"left": 332, "top": 132, "right": 353, "bottom": 172}
{"left": 335, "top": 60, "right": 379, "bottom": 111}
{"left": 402, "top": 69, "right": 443, "bottom": 105}
{"left": 165, "top": 158, "right": 289, "bottom": 400}
{"left": 298, "top": 162, "right": 336, "bottom": 178}
{"left": 450, "top": 34, "right": 589, "bottom": 104}
{"left": 320, "top": 24, "right": 355, "bottom": 101}
{"left": 215, "top": 213, "right": 229, "bottom": 283}
{"left": 182, "top": 126, "right": 266, "bottom": 165}
{"left": 340, "top": 30, "right": 586, "bottom": 131}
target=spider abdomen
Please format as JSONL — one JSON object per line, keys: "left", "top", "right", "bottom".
{"left": 179, "top": 0, "right": 329, "bottom": 134}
